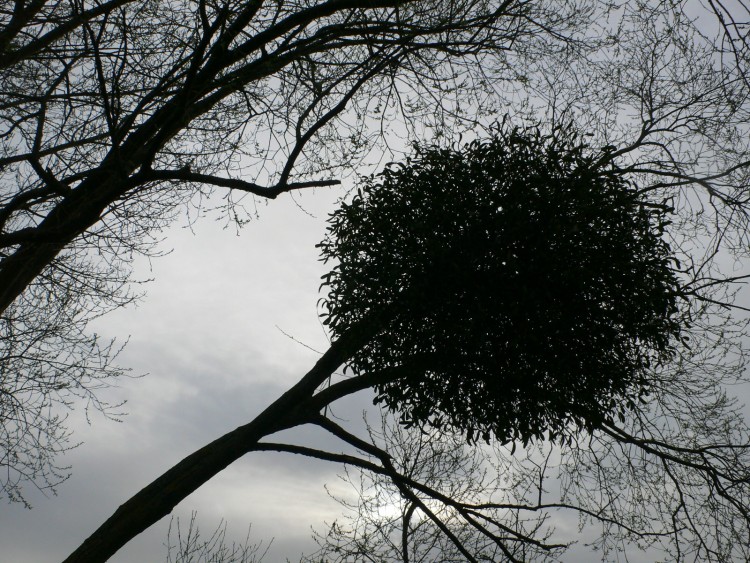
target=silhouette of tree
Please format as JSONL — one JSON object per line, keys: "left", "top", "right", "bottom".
{"left": 1, "top": 0, "right": 589, "bottom": 502}
{"left": 65, "top": 126, "right": 750, "bottom": 562}
{"left": 302, "top": 413, "right": 563, "bottom": 562}
{"left": 3, "top": 1, "right": 750, "bottom": 560}
{"left": 165, "top": 512, "right": 270, "bottom": 563}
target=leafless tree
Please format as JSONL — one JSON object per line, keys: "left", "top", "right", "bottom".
{"left": 302, "top": 413, "right": 563, "bottom": 563}
{"left": 164, "top": 512, "right": 270, "bottom": 563}
{"left": 1, "top": 1, "right": 750, "bottom": 561}
{"left": 0, "top": 0, "right": 594, "bottom": 502}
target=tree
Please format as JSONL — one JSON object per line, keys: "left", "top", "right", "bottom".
{"left": 165, "top": 513, "right": 270, "bottom": 563}
{"left": 3, "top": 0, "right": 749, "bottom": 507}
{"left": 1, "top": 0, "right": 588, "bottom": 502}
{"left": 302, "top": 413, "right": 563, "bottom": 562}
{"left": 64, "top": 125, "right": 750, "bottom": 563}
{"left": 2, "top": 0, "right": 750, "bottom": 559}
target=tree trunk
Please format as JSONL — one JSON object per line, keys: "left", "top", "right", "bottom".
{"left": 61, "top": 314, "right": 380, "bottom": 563}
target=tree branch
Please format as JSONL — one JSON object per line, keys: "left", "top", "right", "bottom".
{"left": 133, "top": 168, "right": 340, "bottom": 198}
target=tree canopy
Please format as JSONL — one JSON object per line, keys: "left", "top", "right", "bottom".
{"left": 320, "top": 127, "right": 685, "bottom": 445}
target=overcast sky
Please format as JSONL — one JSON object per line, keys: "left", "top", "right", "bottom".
{"left": 1, "top": 187, "right": 375, "bottom": 561}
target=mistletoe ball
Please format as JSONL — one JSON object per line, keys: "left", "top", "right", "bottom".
{"left": 319, "top": 128, "right": 684, "bottom": 444}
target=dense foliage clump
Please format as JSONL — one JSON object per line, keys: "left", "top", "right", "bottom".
{"left": 319, "top": 127, "right": 684, "bottom": 444}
